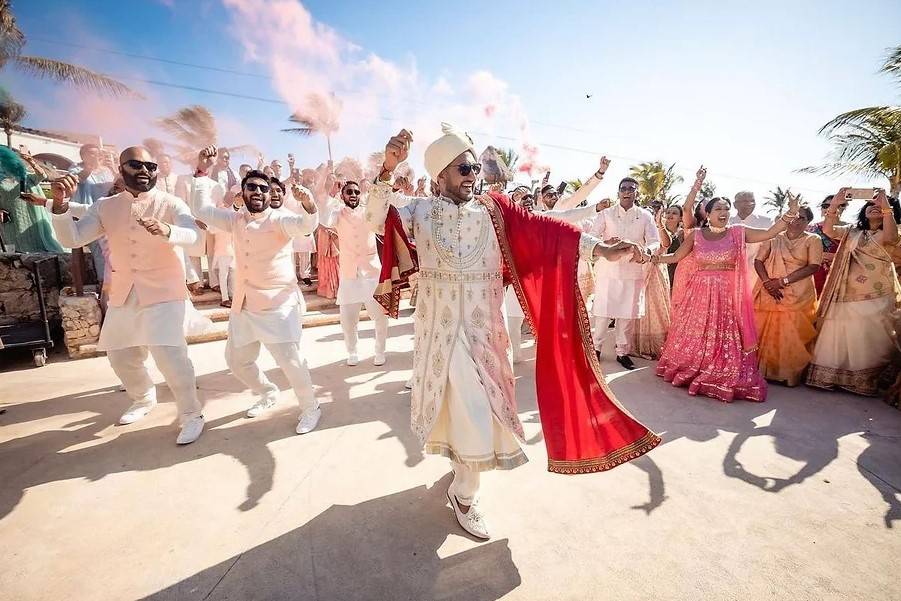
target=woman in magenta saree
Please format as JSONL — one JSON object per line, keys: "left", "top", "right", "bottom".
{"left": 651, "top": 196, "right": 801, "bottom": 402}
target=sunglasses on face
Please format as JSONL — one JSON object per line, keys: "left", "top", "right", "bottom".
{"left": 123, "top": 160, "right": 158, "bottom": 173}
{"left": 543, "top": 191, "right": 559, "bottom": 198}
{"left": 456, "top": 163, "right": 482, "bottom": 176}
{"left": 345, "top": 189, "right": 360, "bottom": 196}
{"left": 244, "top": 183, "right": 270, "bottom": 193}
{"left": 619, "top": 185, "right": 638, "bottom": 192}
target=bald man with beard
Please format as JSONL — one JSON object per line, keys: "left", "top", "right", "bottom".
{"left": 50, "top": 146, "right": 206, "bottom": 445}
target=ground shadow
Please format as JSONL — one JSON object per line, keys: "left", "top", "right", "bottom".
{"left": 146, "top": 475, "right": 521, "bottom": 601}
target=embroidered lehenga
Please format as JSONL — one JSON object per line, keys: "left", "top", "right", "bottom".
{"left": 657, "top": 226, "right": 767, "bottom": 402}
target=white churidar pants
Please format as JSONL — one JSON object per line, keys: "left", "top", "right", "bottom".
{"left": 296, "top": 252, "right": 312, "bottom": 278}
{"left": 107, "top": 344, "right": 202, "bottom": 424}
{"left": 225, "top": 339, "right": 317, "bottom": 413}
{"left": 216, "top": 256, "right": 233, "bottom": 302}
{"left": 451, "top": 461, "right": 480, "bottom": 505}
{"left": 339, "top": 298, "right": 388, "bottom": 356}
{"left": 593, "top": 316, "right": 635, "bottom": 356}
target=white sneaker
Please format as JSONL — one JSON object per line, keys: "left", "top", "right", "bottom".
{"left": 404, "top": 378, "right": 413, "bottom": 390}
{"left": 119, "top": 401, "right": 156, "bottom": 425}
{"left": 176, "top": 416, "right": 204, "bottom": 445}
{"left": 246, "top": 391, "right": 278, "bottom": 418}
{"left": 447, "top": 488, "right": 490, "bottom": 540}
{"left": 346, "top": 354, "right": 359, "bottom": 367}
{"left": 373, "top": 353, "right": 386, "bottom": 366}
{"left": 296, "top": 406, "right": 322, "bottom": 434}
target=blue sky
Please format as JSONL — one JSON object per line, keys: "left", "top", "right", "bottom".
{"left": 8, "top": 0, "right": 901, "bottom": 210}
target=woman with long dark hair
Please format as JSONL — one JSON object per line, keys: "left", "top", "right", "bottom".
{"left": 650, "top": 193, "right": 801, "bottom": 402}
{"left": 806, "top": 190, "right": 901, "bottom": 395}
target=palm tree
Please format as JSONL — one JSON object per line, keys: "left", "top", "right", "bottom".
{"left": 800, "top": 45, "right": 901, "bottom": 195}
{"left": 0, "top": 1, "right": 135, "bottom": 107}
{"left": 698, "top": 180, "right": 716, "bottom": 203}
{"left": 764, "top": 186, "right": 790, "bottom": 216}
{"left": 0, "top": 87, "right": 25, "bottom": 146}
{"left": 629, "top": 161, "right": 684, "bottom": 206}
{"left": 497, "top": 147, "right": 519, "bottom": 172}
{"left": 156, "top": 105, "right": 218, "bottom": 163}
{"left": 282, "top": 92, "right": 341, "bottom": 162}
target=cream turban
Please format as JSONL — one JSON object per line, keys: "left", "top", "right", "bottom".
{"left": 424, "top": 122, "right": 476, "bottom": 180}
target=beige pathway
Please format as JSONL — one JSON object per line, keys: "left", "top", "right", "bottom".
{"left": 1, "top": 316, "right": 899, "bottom": 601}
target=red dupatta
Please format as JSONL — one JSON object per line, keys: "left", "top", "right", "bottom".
{"left": 376, "top": 193, "right": 661, "bottom": 474}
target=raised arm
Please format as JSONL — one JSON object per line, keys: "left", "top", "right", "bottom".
{"left": 276, "top": 184, "right": 320, "bottom": 237}
{"left": 48, "top": 176, "right": 105, "bottom": 248}
{"left": 655, "top": 208, "right": 673, "bottom": 250}
{"left": 544, "top": 200, "right": 608, "bottom": 226}
{"left": 193, "top": 177, "right": 237, "bottom": 232}
{"left": 873, "top": 189, "right": 900, "bottom": 246}
{"left": 744, "top": 191, "right": 799, "bottom": 243}
{"left": 682, "top": 166, "right": 706, "bottom": 230}
{"left": 364, "top": 129, "right": 417, "bottom": 237}
{"left": 553, "top": 156, "right": 611, "bottom": 210}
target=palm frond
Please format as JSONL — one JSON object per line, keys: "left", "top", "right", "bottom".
{"left": 0, "top": 0, "right": 25, "bottom": 63}
{"left": 880, "top": 44, "right": 901, "bottom": 83}
{"left": 13, "top": 55, "right": 138, "bottom": 97}
{"left": 156, "top": 105, "right": 217, "bottom": 148}
{"left": 817, "top": 106, "right": 901, "bottom": 135}
{"left": 141, "top": 137, "right": 166, "bottom": 159}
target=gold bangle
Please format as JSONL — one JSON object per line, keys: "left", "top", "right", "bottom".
{"left": 882, "top": 208, "right": 894, "bottom": 215}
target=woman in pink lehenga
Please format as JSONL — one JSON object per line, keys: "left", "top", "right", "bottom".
{"left": 651, "top": 194, "right": 802, "bottom": 402}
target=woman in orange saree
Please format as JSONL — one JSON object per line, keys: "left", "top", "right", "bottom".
{"left": 753, "top": 206, "right": 822, "bottom": 386}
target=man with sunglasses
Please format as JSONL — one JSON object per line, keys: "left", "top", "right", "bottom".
{"left": 193, "top": 153, "right": 323, "bottom": 434}
{"left": 319, "top": 180, "right": 390, "bottom": 366}
{"left": 535, "top": 156, "right": 611, "bottom": 212}
{"left": 49, "top": 146, "right": 206, "bottom": 444}
{"left": 365, "top": 125, "right": 658, "bottom": 540}
{"left": 588, "top": 176, "right": 659, "bottom": 370}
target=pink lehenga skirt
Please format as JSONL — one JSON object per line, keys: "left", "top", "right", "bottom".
{"left": 656, "top": 269, "right": 767, "bottom": 402}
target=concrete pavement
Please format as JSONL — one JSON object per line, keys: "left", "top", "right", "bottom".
{"left": 1, "top": 314, "right": 899, "bottom": 601}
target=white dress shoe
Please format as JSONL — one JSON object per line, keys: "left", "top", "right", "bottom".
{"left": 373, "top": 353, "right": 386, "bottom": 366}
{"left": 119, "top": 401, "right": 156, "bottom": 425}
{"left": 246, "top": 391, "right": 278, "bottom": 418}
{"left": 176, "top": 416, "right": 204, "bottom": 445}
{"left": 295, "top": 406, "right": 322, "bottom": 434}
{"left": 346, "top": 354, "right": 359, "bottom": 367}
{"left": 447, "top": 488, "right": 490, "bottom": 540}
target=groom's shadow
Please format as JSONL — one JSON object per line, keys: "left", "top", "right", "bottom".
{"left": 147, "top": 474, "right": 522, "bottom": 601}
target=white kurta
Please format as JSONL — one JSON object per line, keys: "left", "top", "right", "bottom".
{"left": 730, "top": 212, "right": 773, "bottom": 279}
{"left": 228, "top": 303, "right": 304, "bottom": 348}
{"left": 365, "top": 184, "right": 601, "bottom": 471}
{"left": 588, "top": 203, "right": 659, "bottom": 318}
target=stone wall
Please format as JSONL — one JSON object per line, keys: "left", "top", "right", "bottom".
{"left": 59, "top": 290, "right": 102, "bottom": 357}
{"left": 0, "top": 252, "right": 98, "bottom": 327}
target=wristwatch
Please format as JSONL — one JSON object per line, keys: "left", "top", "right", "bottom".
{"left": 781, "top": 277, "right": 790, "bottom": 286}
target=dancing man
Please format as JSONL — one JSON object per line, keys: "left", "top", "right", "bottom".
{"left": 321, "top": 180, "right": 390, "bottom": 366}
{"left": 588, "top": 176, "right": 659, "bottom": 370}
{"left": 50, "top": 146, "right": 206, "bottom": 444}
{"left": 193, "top": 151, "right": 322, "bottom": 434}
{"left": 366, "top": 124, "right": 660, "bottom": 539}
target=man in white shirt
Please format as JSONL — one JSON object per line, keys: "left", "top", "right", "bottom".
{"left": 588, "top": 177, "right": 658, "bottom": 370}
{"left": 194, "top": 156, "right": 322, "bottom": 434}
{"left": 50, "top": 147, "right": 205, "bottom": 445}
{"left": 153, "top": 154, "right": 178, "bottom": 195}
{"left": 729, "top": 191, "right": 772, "bottom": 280}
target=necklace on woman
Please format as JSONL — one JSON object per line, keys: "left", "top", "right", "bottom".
{"left": 708, "top": 225, "right": 728, "bottom": 234}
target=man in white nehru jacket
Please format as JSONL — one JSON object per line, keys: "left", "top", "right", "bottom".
{"left": 194, "top": 148, "right": 322, "bottom": 435}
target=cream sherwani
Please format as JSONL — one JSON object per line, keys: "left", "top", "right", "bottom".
{"left": 176, "top": 174, "right": 223, "bottom": 285}
{"left": 365, "top": 183, "right": 603, "bottom": 473}
{"left": 195, "top": 192, "right": 320, "bottom": 412}
{"left": 50, "top": 189, "right": 203, "bottom": 424}
{"left": 321, "top": 198, "right": 389, "bottom": 358}
{"left": 588, "top": 203, "right": 659, "bottom": 355}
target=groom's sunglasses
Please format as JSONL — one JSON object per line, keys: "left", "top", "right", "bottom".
{"left": 123, "top": 160, "right": 158, "bottom": 173}
{"left": 456, "top": 163, "right": 482, "bottom": 177}
{"left": 244, "top": 183, "right": 270, "bottom": 193}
